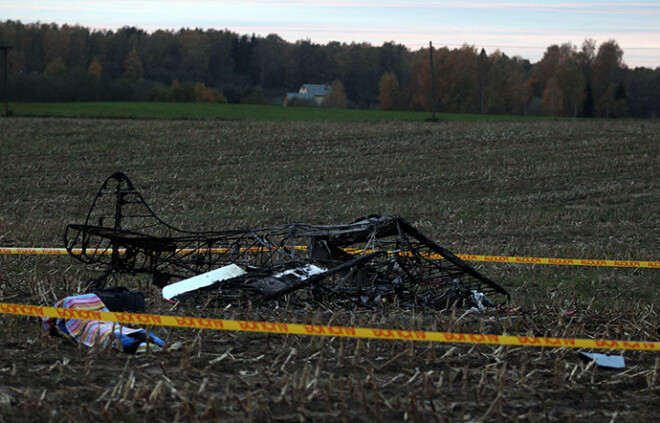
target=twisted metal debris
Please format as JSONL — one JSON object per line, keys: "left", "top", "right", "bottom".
{"left": 65, "top": 173, "right": 509, "bottom": 309}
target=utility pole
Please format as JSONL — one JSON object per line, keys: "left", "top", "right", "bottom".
{"left": 0, "top": 45, "right": 10, "bottom": 117}
{"left": 429, "top": 41, "right": 437, "bottom": 120}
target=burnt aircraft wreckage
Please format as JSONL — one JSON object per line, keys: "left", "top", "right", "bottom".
{"left": 65, "top": 173, "right": 509, "bottom": 310}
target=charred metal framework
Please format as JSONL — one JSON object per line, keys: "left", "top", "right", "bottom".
{"left": 65, "top": 173, "right": 509, "bottom": 309}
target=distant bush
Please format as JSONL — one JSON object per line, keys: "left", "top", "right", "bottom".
{"left": 151, "top": 81, "right": 227, "bottom": 103}
{"left": 240, "top": 90, "right": 267, "bottom": 105}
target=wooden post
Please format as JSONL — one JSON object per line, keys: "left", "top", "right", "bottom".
{"left": 429, "top": 41, "right": 436, "bottom": 120}
{"left": 0, "top": 46, "right": 10, "bottom": 117}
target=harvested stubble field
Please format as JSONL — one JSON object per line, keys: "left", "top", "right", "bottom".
{"left": 0, "top": 117, "right": 659, "bottom": 422}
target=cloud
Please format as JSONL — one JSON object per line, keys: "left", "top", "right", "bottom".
{"left": 5, "top": 1, "right": 659, "bottom": 15}
{"left": 215, "top": 0, "right": 660, "bottom": 15}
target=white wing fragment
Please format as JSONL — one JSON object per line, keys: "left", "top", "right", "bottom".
{"left": 162, "top": 264, "right": 246, "bottom": 301}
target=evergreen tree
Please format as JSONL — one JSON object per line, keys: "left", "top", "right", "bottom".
{"left": 582, "top": 82, "right": 594, "bottom": 117}
{"left": 123, "top": 48, "right": 143, "bottom": 81}
{"left": 88, "top": 58, "right": 102, "bottom": 100}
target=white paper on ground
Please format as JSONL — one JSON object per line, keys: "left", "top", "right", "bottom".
{"left": 578, "top": 352, "right": 626, "bottom": 369}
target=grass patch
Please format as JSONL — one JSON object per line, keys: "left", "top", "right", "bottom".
{"left": 10, "top": 101, "right": 558, "bottom": 122}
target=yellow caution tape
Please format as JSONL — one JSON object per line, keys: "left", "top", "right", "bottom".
{"left": 0, "top": 247, "right": 75, "bottom": 255}
{"left": 1, "top": 302, "right": 658, "bottom": 351}
{"left": 455, "top": 254, "right": 660, "bottom": 269}
{"left": 1, "top": 247, "right": 658, "bottom": 269}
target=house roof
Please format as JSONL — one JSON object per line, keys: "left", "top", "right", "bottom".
{"left": 301, "top": 84, "right": 330, "bottom": 96}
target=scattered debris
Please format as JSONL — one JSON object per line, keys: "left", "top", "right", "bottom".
{"left": 91, "top": 286, "right": 145, "bottom": 312}
{"left": 64, "top": 173, "right": 509, "bottom": 310}
{"left": 466, "top": 290, "right": 493, "bottom": 312}
{"left": 43, "top": 293, "right": 179, "bottom": 353}
{"left": 578, "top": 352, "right": 626, "bottom": 369}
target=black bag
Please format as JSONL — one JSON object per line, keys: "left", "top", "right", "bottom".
{"left": 92, "top": 286, "right": 145, "bottom": 313}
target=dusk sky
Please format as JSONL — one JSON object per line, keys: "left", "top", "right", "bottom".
{"left": 3, "top": 1, "right": 660, "bottom": 68}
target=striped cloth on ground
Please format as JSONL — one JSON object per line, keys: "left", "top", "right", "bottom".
{"left": 43, "top": 293, "right": 144, "bottom": 349}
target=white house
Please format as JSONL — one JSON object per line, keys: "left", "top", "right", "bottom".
{"left": 283, "top": 84, "right": 331, "bottom": 106}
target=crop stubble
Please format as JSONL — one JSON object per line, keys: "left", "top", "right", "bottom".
{"left": 0, "top": 118, "right": 658, "bottom": 421}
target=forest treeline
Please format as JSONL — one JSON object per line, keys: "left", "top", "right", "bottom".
{"left": 1, "top": 20, "right": 659, "bottom": 118}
